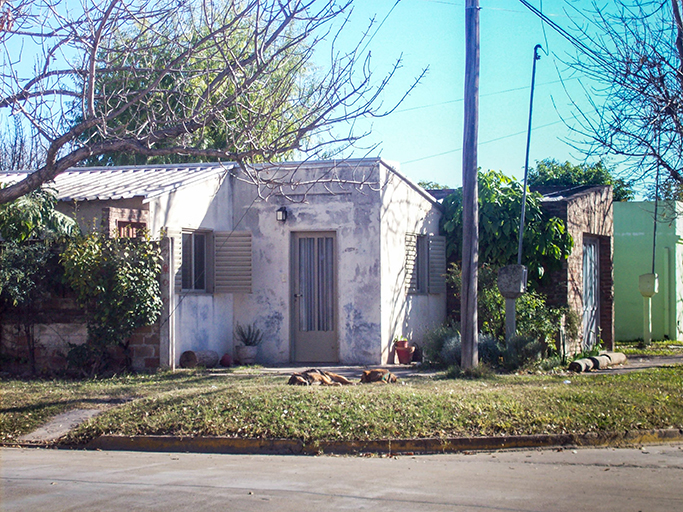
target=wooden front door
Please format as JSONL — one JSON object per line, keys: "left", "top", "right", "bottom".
{"left": 291, "top": 232, "right": 338, "bottom": 363}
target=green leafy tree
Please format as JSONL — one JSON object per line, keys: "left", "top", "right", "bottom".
{"left": 418, "top": 180, "right": 450, "bottom": 190}
{"left": 529, "top": 159, "right": 635, "bottom": 202}
{"left": 0, "top": 188, "right": 77, "bottom": 373}
{"left": 440, "top": 170, "right": 573, "bottom": 284}
{"left": 78, "top": 18, "right": 309, "bottom": 167}
{"left": 61, "top": 231, "right": 163, "bottom": 375}
{"left": 0, "top": 188, "right": 78, "bottom": 242}
{"left": 0, "top": 241, "right": 55, "bottom": 374}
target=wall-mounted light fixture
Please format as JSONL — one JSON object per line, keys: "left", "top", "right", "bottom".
{"left": 276, "top": 206, "right": 288, "bottom": 222}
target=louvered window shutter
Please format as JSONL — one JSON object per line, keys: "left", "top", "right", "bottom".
{"left": 164, "top": 228, "right": 183, "bottom": 292}
{"left": 214, "top": 231, "right": 252, "bottom": 294}
{"left": 405, "top": 233, "right": 418, "bottom": 293}
{"left": 428, "top": 235, "right": 447, "bottom": 294}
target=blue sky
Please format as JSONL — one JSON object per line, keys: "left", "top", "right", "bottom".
{"left": 2, "top": 0, "right": 602, "bottom": 191}
{"left": 331, "top": 0, "right": 598, "bottom": 189}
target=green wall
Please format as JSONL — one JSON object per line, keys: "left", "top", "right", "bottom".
{"left": 613, "top": 201, "right": 683, "bottom": 341}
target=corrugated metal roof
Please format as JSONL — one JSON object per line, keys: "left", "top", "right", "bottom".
{"left": 0, "top": 163, "right": 235, "bottom": 201}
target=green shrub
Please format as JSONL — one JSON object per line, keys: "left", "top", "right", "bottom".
{"left": 444, "top": 362, "right": 495, "bottom": 380}
{"left": 422, "top": 322, "right": 461, "bottom": 367}
{"left": 502, "top": 334, "right": 545, "bottom": 370}
{"left": 440, "top": 333, "right": 462, "bottom": 367}
{"left": 61, "top": 230, "right": 162, "bottom": 374}
{"left": 478, "top": 333, "right": 504, "bottom": 366}
{"left": 423, "top": 326, "right": 504, "bottom": 368}
{"left": 447, "top": 263, "right": 579, "bottom": 357}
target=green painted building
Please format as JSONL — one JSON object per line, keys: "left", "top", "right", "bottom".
{"left": 613, "top": 201, "right": 683, "bottom": 341}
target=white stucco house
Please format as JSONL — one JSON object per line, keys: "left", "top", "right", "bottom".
{"left": 0, "top": 158, "right": 447, "bottom": 369}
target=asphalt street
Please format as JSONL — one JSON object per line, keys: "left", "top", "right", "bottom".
{"left": 2, "top": 444, "right": 682, "bottom": 511}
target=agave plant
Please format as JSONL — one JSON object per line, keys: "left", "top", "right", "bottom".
{"left": 235, "top": 322, "right": 263, "bottom": 347}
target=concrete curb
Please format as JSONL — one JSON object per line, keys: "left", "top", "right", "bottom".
{"left": 83, "top": 428, "right": 683, "bottom": 456}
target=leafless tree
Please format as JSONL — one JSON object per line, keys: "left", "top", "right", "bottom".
{"left": 0, "top": 0, "right": 422, "bottom": 204}
{"left": 561, "top": 0, "right": 683, "bottom": 193}
{"left": 0, "top": 119, "right": 44, "bottom": 171}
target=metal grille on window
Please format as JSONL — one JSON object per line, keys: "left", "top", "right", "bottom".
{"left": 582, "top": 238, "right": 600, "bottom": 351}
{"left": 405, "top": 234, "right": 418, "bottom": 292}
{"left": 182, "top": 233, "right": 193, "bottom": 289}
{"left": 318, "top": 237, "right": 334, "bottom": 331}
{"left": 193, "top": 233, "right": 206, "bottom": 290}
{"left": 299, "top": 236, "right": 334, "bottom": 332}
{"left": 182, "top": 232, "right": 206, "bottom": 290}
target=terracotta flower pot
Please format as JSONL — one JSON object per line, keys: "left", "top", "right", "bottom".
{"left": 394, "top": 339, "right": 409, "bottom": 349}
{"left": 395, "top": 346, "right": 415, "bottom": 365}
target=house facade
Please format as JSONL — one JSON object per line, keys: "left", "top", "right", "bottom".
{"left": 534, "top": 185, "right": 615, "bottom": 352}
{"left": 0, "top": 159, "right": 447, "bottom": 371}
{"left": 613, "top": 201, "right": 683, "bottom": 342}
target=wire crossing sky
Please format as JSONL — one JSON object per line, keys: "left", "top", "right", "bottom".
{"left": 332, "top": 0, "right": 602, "bottom": 189}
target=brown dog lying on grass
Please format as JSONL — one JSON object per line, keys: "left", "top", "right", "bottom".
{"left": 287, "top": 369, "right": 355, "bottom": 386}
{"left": 360, "top": 368, "right": 398, "bottom": 384}
{"left": 287, "top": 368, "right": 398, "bottom": 385}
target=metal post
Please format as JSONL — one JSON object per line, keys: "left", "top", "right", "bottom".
{"left": 517, "top": 44, "right": 542, "bottom": 265}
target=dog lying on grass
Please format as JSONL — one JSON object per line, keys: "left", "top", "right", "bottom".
{"left": 360, "top": 368, "right": 398, "bottom": 384}
{"left": 287, "top": 368, "right": 398, "bottom": 385}
{"left": 287, "top": 369, "right": 355, "bottom": 386}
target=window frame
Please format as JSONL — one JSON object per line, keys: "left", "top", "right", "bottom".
{"left": 406, "top": 233, "right": 446, "bottom": 295}
{"left": 181, "top": 230, "right": 212, "bottom": 293}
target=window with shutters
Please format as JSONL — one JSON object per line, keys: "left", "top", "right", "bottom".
{"left": 170, "top": 229, "right": 252, "bottom": 295}
{"left": 405, "top": 233, "right": 446, "bottom": 295}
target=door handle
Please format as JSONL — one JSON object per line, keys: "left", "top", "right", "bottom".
{"left": 294, "top": 293, "right": 303, "bottom": 298}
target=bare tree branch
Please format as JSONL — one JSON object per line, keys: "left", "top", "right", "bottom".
{"left": 560, "top": 0, "right": 683, "bottom": 195}
{"left": 0, "top": 0, "right": 421, "bottom": 204}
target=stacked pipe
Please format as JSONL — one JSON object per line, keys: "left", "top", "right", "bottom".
{"left": 568, "top": 352, "right": 627, "bottom": 373}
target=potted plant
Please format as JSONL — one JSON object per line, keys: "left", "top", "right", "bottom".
{"left": 234, "top": 322, "right": 263, "bottom": 365}
{"left": 393, "top": 336, "right": 409, "bottom": 349}
{"left": 393, "top": 337, "right": 415, "bottom": 364}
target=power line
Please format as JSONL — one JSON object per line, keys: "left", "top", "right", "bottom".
{"left": 396, "top": 77, "right": 577, "bottom": 113}
{"left": 359, "top": 0, "right": 403, "bottom": 56}
{"left": 517, "top": 0, "right": 610, "bottom": 68}
{"left": 402, "top": 119, "right": 563, "bottom": 164}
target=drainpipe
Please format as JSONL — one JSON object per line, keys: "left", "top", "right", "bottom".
{"left": 664, "top": 246, "right": 671, "bottom": 339}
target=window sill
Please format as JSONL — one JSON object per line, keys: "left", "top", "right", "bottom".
{"left": 180, "top": 289, "right": 212, "bottom": 296}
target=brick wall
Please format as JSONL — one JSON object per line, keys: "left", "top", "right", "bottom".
{"left": 0, "top": 297, "right": 161, "bottom": 374}
{"left": 128, "top": 322, "right": 161, "bottom": 371}
{"left": 538, "top": 186, "right": 614, "bottom": 353}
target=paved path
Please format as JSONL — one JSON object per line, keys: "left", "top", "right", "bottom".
{"left": 600, "top": 354, "right": 683, "bottom": 374}
{"left": 2, "top": 444, "right": 682, "bottom": 511}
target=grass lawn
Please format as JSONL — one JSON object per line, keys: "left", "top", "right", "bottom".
{"left": 616, "top": 339, "right": 683, "bottom": 357}
{"left": 2, "top": 365, "right": 682, "bottom": 446}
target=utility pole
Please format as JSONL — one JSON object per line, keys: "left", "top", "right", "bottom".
{"left": 461, "top": 0, "right": 480, "bottom": 369}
